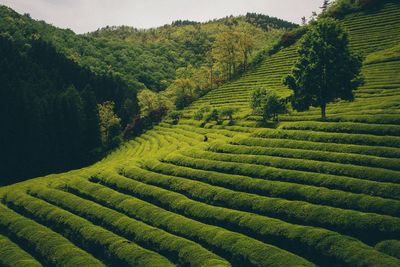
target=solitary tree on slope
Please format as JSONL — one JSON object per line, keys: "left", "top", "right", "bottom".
{"left": 283, "top": 18, "right": 364, "bottom": 120}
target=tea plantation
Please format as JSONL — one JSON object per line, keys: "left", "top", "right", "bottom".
{"left": 1, "top": 2, "right": 400, "bottom": 266}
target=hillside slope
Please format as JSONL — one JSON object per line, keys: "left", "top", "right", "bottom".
{"left": 1, "top": 2, "right": 400, "bottom": 267}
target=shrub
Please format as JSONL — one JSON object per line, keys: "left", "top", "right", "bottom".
{"left": 0, "top": 234, "right": 42, "bottom": 267}
{"left": 29, "top": 185, "right": 228, "bottom": 267}
{"left": 204, "top": 108, "right": 219, "bottom": 124}
{"left": 3, "top": 190, "right": 173, "bottom": 267}
{"left": 91, "top": 170, "right": 400, "bottom": 266}
{"left": 164, "top": 152, "right": 400, "bottom": 200}
{"left": 0, "top": 204, "right": 104, "bottom": 266}
{"left": 281, "top": 33, "right": 296, "bottom": 47}
{"left": 219, "top": 107, "right": 239, "bottom": 122}
{"left": 145, "top": 160, "right": 400, "bottom": 217}
{"left": 168, "top": 110, "right": 183, "bottom": 124}
{"left": 65, "top": 176, "right": 313, "bottom": 267}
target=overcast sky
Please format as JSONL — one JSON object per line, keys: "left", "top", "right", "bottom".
{"left": 0, "top": 0, "right": 323, "bottom": 34}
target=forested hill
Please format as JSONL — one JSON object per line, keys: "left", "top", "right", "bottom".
{"left": 0, "top": 6, "right": 296, "bottom": 93}
{"left": 0, "top": 35, "right": 139, "bottom": 185}
{"left": 0, "top": 5, "right": 297, "bottom": 184}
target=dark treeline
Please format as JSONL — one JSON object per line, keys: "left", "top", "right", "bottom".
{"left": 0, "top": 36, "right": 139, "bottom": 185}
{"left": 245, "top": 13, "right": 298, "bottom": 30}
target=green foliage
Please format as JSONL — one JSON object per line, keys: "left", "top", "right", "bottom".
{"left": 219, "top": 107, "right": 239, "bottom": 122}
{"left": 28, "top": 185, "right": 227, "bottom": 267}
{"left": 250, "top": 87, "right": 287, "bottom": 121}
{"left": 193, "top": 105, "right": 211, "bottom": 120}
{"left": 0, "top": 204, "right": 104, "bottom": 266}
{"left": 204, "top": 108, "right": 219, "bottom": 123}
{"left": 376, "top": 240, "right": 400, "bottom": 259}
{"left": 230, "top": 136, "right": 400, "bottom": 171}
{"left": 146, "top": 160, "right": 400, "bottom": 217}
{"left": 98, "top": 101, "right": 122, "bottom": 150}
{"left": 0, "top": 234, "right": 42, "bottom": 267}
{"left": 65, "top": 175, "right": 313, "bottom": 267}
{"left": 0, "top": 35, "right": 129, "bottom": 184}
{"left": 284, "top": 18, "right": 364, "bottom": 119}
{"left": 251, "top": 128, "right": 400, "bottom": 148}
{"left": 2, "top": 191, "right": 172, "bottom": 267}
{"left": 165, "top": 152, "right": 400, "bottom": 200}
{"left": 168, "top": 110, "right": 183, "bottom": 124}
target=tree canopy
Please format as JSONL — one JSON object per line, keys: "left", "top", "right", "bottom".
{"left": 284, "top": 17, "right": 364, "bottom": 119}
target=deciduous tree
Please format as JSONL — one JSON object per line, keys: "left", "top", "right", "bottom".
{"left": 284, "top": 18, "right": 363, "bottom": 119}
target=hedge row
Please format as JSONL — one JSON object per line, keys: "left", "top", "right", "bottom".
{"left": 164, "top": 153, "right": 400, "bottom": 200}
{"left": 218, "top": 140, "right": 400, "bottom": 171}
{"left": 0, "top": 234, "right": 42, "bottom": 267}
{"left": 2, "top": 191, "right": 173, "bottom": 267}
{"left": 231, "top": 136, "right": 400, "bottom": 159}
{"left": 91, "top": 170, "right": 400, "bottom": 267}
{"left": 0, "top": 203, "right": 104, "bottom": 266}
{"left": 278, "top": 121, "right": 400, "bottom": 136}
{"left": 376, "top": 240, "right": 400, "bottom": 260}
{"left": 251, "top": 128, "right": 400, "bottom": 148}
{"left": 64, "top": 176, "right": 314, "bottom": 267}
{"left": 125, "top": 164, "right": 400, "bottom": 239}
{"left": 28, "top": 184, "right": 229, "bottom": 267}
{"left": 145, "top": 160, "right": 400, "bottom": 217}
{"left": 278, "top": 114, "right": 400, "bottom": 124}
{"left": 201, "top": 146, "right": 400, "bottom": 184}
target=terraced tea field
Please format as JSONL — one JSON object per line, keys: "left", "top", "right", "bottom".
{"left": 1, "top": 2, "right": 400, "bottom": 266}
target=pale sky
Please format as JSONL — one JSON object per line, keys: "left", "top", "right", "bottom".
{"left": 0, "top": 0, "right": 324, "bottom": 34}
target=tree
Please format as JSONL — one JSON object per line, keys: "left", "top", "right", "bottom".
{"left": 137, "top": 89, "right": 159, "bottom": 115}
{"left": 321, "top": 0, "right": 331, "bottom": 12}
{"left": 98, "top": 101, "right": 122, "bottom": 150}
{"left": 219, "top": 107, "right": 239, "bottom": 123}
{"left": 250, "top": 87, "right": 287, "bottom": 121}
{"left": 260, "top": 93, "right": 287, "bottom": 121}
{"left": 284, "top": 18, "right": 363, "bottom": 119}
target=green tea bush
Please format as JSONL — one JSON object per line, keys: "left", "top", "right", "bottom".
{"left": 201, "top": 146, "right": 400, "bottom": 184}
{"left": 64, "top": 177, "right": 314, "bottom": 267}
{"left": 279, "top": 121, "right": 400, "bottom": 136}
{"left": 0, "top": 204, "right": 104, "bottom": 266}
{"left": 232, "top": 136, "right": 400, "bottom": 158}
{"left": 2, "top": 191, "right": 173, "bottom": 267}
{"left": 376, "top": 240, "right": 400, "bottom": 259}
{"left": 217, "top": 141, "right": 400, "bottom": 171}
{"left": 125, "top": 165, "right": 400, "bottom": 238}
{"left": 29, "top": 185, "right": 229, "bottom": 267}
{"left": 145, "top": 160, "right": 400, "bottom": 216}
{"left": 0, "top": 234, "right": 42, "bottom": 267}
{"left": 164, "top": 153, "right": 400, "bottom": 200}
{"left": 251, "top": 128, "right": 400, "bottom": 148}
{"left": 91, "top": 171, "right": 400, "bottom": 267}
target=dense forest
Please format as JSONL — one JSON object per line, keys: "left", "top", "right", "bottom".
{"left": 0, "top": 36, "right": 139, "bottom": 185}
{"left": 0, "top": 5, "right": 297, "bottom": 184}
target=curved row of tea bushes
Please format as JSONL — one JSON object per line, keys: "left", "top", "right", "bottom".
{"left": 0, "top": 234, "right": 42, "bottom": 267}
{"left": 231, "top": 136, "right": 400, "bottom": 159}
{"left": 91, "top": 170, "right": 400, "bottom": 267}
{"left": 28, "top": 184, "right": 229, "bottom": 267}
{"left": 376, "top": 240, "right": 400, "bottom": 259}
{"left": 145, "top": 160, "right": 400, "bottom": 216}
{"left": 215, "top": 141, "right": 400, "bottom": 171}
{"left": 164, "top": 153, "right": 400, "bottom": 200}
{"left": 2, "top": 191, "right": 173, "bottom": 267}
{"left": 278, "top": 121, "right": 400, "bottom": 136}
{"left": 125, "top": 164, "right": 400, "bottom": 237}
{"left": 251, "top": 129, "right": 400, "bottom": 148}
{"left": 0, "top": 204, "right": 104, "bottom": 266}
{"left": 64, "top": 177, "right": 314, "bottom": 267}
{"left": 194, "top": 147, "right": 400, "bottom": 184}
